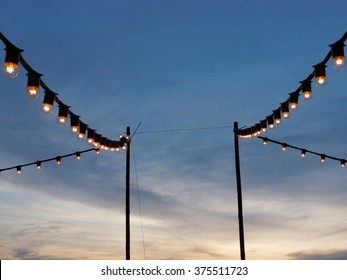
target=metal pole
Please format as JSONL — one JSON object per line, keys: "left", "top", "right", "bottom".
{"left": 234, "top": 122, "right": 246, "bottom": 260}
{"left": 125, "top": 126, "right": 131, "bottom": 260}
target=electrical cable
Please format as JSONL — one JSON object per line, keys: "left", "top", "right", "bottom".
{"left": 258, "top": 136, "right": 347, "bottom": 167}
{"left": 131, "top": 141, "right": 147, "bottom": 259}
{"left": 0, "top": 148, "right": 99, "bottom": 174}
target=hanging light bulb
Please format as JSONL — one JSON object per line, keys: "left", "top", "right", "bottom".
{"left": 273, "top": 108, "right": 281, "bottom": 125}
{"left": 26, "top": 70, "right": 42, "bottom": 98}
{"left": 87, "top": 128, "right": 96, "bottom": 144}
{"left": 100, "top": 137, "right": 107, "bottom": 150}
{"left": 281, "top": 101, "right": 290, "bottom": 120}
{"left": 340, "top": 160, "right": 346, "bottom": 168}
{"left": 56, "top": 157, "right": 62, "bottom": 165}
{"left": 266, "top": 115, "right": 275, "bottom": 129}
{"left": 262, "top": 138, "right": 268, "bottom": 145}
{"left": 329, "top": 40, "right": 345, "bottom": 69}
{"left": 95, "top": 148, "right": 100, "bottom": 155}
{"left": 313, "top": 62, "right": 327, "bottom": 87}
{"left": 57, "top": 104, "right": 69, "bottom": 126}
{"left": 41, "top": 90, "right": 57, "bottom": 114}
{"left": 320, "top": 154, "right": 326, "bottom": 163}
{"left": 260, "top": 120, "right": 267, "bottom": 133}
{"left": 75, "top": 152, "right": 81, "bottom": 160}
{"left": 282, "top": 144, "right": 287, "bottom": 151}
{"left": 93, "top": 133, "right": 101, "bottom": 148}
{"left": 301, "top": 149, "right": 306, "bottom": 158}
{"left": 300, "top": 78, "right": 313, "bottom": 100}
{"left": 36, "top": 161, "right": 42, "bottom": 170}
{"left": 77, "top": 122, "right": 87, "bottom": 140}
{"left": 69, "top": 113, "right": 80, "bottom": 134}
{"left": 2, "top": 45, "right": 23, "bottom": 78}
{"left": 289, "top": 92, "right": 299, "bottom": 111}
{"left": 16, "top": 166, "right": 22, "bottom": 174}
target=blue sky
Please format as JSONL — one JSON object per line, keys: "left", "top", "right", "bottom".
{"left": 0, "top": 0, "right": 347, "bottom": 260}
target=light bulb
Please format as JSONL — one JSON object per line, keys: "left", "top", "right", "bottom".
{"left": 315, "top": 76, "right": 327, "bottom": 87}
{"left": 301, "top": 150, "right": 306, "bottom": 158}
{"left": 320, "top": 155, "right": 326, "bottom": 163}
{"left": 56, "top": 157, "right": 62, "bottom": 165}
{"left": 16, "top": 166, "right": 22, "bottom": 174}
{"left": 36, "top": 161, "right": 42, "bottom": 169}
{"left": 333, "top": 56, "right": 345, "bottom": 69}
{"left": 330, "top": 40, "right": 345, "bottom": 69}
{"left": 41, "top": 103, "right": 53, "bottom": 114}
{"left": 3, "top": 46, "right": 23, "bottom": 78}
{"left": 26, "top": 86, "right": 40, "bottom": 98}
{"left": 3, "top": 62, "right": 19, "bottom": 78}
{"left": 41, "top": 90, "right": 56, "bottom": 114}
{"left": 263, "top": 138, "right": 268, "bottom": 145}
{"left": 26, "top": 71, "right": 42, "bottom": 98}
{"left": 57, "top": 116, "right": 68, "bottom": 126}
{"left": 282, "top": 144, "right": 287, "bottom": 151}
{"left": 341, "top": 160, "right": 346, "bottom": 168}
{"left": 76, "top": 152, "right": 81, "bottom": 160}
{"left": 302, "top": 91, "right": 313, "bottom": 101}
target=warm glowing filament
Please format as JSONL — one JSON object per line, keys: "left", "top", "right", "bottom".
{"left": 333, "top": 56, "right": 345, "bottom": 68}
{"left": 315, "top": 76, "right": 326, "bottom": 87}
{"left": 3, "top": 62, "right": 19, "bottom": 78}
{"left": 41, "top": 103, "right": 53, "bottom": 114}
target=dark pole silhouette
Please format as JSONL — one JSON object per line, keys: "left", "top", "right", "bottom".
{"left": 234, "top": 122, "right": 246, "bottom": 260}
{"left": 125, "top": 126, "right": 131, "bottom": 260}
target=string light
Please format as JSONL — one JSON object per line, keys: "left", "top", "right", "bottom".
{"left": 236, "top": 31, "right": 347, "bottom": 139}
{"left": 300, "top": 78, "right": 313, "bottom": 100}
{"left": 57, "top": 104, "right": 69, "bottom": 126}
{"left": 320, "top": 154, "right": 326, "bottom": 163}
{"left": 313, "top": 62, "right": 327, "bottom": 87}
{"left": 0, "top": 32, "right": 124, "bottom": 153}
{"left": 281, "top": 101, "right": 290, "bottom": 120}
{"left": 301, "top": 149, "right": 306, "bottom": 158}
{"left": 330, "top": 39, "right": 345, "bottom": 68}
{"left": 26, "top": 70, "right": 42, "bottom": 98}
{"left": 289, "top": 91, "right": 299, "bottom": 111}
{"left": 16, "top": 166, "right": 22, "bottom": 174}
{"left": 56, "top": 157, "right": 62, "bottom": 165}
{"left": 258, "top": 136, "right": 347, "bottom": 168}
{"left": 0, "top": 148, "right": 106, "bottom": 175}
{"left": 70, "top": 113, "right": 80, "bottom": 135}
{"left": 2, "top": 44, "right": 23, "bottom": 78}
{"left": 41, "top": 90, "right": 57, "bottom": 114}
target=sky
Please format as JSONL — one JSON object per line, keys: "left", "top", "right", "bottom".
{"left": 0, "top": 0, "right": 347, "bottom": 260}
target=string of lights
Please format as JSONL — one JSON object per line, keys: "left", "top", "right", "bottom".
{"left": 237, "top": 31, "right": 346, "bottom": 139}
{"left": 258, "top": 136, "right": 347, "bottom": 167}
{"left": 0, "top": 148, "right": 103, "bottom": 175}
{"left": 0, "top": 32, "right": 127, "bottom": 152}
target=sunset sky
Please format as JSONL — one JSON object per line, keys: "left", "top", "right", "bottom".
{"left": 0, "top": 0, "right": 347, "bottom": 260}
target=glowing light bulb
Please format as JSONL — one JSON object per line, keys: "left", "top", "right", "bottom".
{"left": 282, "top": 144, "right": 287, "bottom": 151}
{"left": 341, "top": 160, "right": 346, "bottom": 168}
{"left": 76, "top": 153, "right": 81, "bottom": 160}
{"left": 56, "top": 157, "right": 62, "bottom": 165}
{"left": 57, "top": 116, "right": 68, "bottom": 126}
{"left": 26, "top": 86, "right": 40, "bottom": 98}
{"left": 333, "top": 56, "right": 345, "bottom": 69}
{"left": 320, "top": 155, "right": 326, "bottom": 163}
{"left": 16, "top": 166, "right": 22, "bottom": 174}
{"left": 301, "top": 150, "right": 306, "bottom": 158}
{"left": 315, "top": 76, "right": 327, "bottom": 87}
{"left": 36, "top": 161, "right": 42, "bottom": 170}
{"left": 41, "top": 90, "right": 56, "bottom": 114}
{"left": 41, "top": 103, "right": 53, "bottom": 114}
{"left": 3, "top": 62, "right": 19, "bottom": 78}
{"left": 263, "top": 138, "right": 268, "bottom": 145}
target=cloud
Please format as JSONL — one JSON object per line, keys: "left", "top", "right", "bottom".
{"left": 288, "top": 250, "right": 347, "bottom": 260}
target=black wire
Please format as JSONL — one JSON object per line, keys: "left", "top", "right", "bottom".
{"left": 136, "top": 125, "right": 234, "bottom": 135}
{"left": 0, "top": 148, "right": 98, "bottom": 174}
{"left": 258, "top": 136, "right": 346, "bottom": 164}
